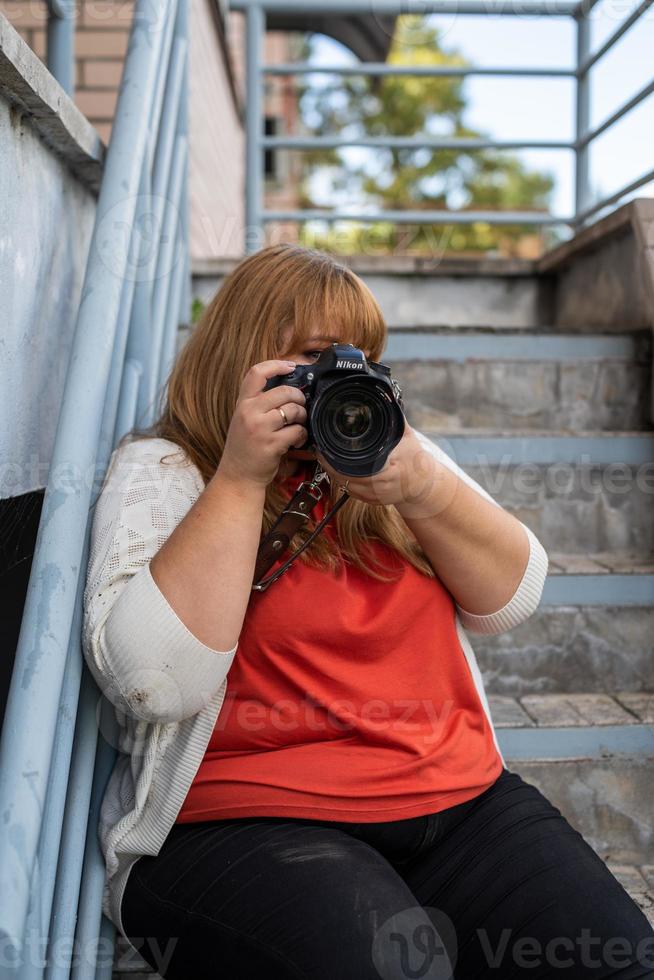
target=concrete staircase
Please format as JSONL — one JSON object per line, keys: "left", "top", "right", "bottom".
{"left": 384, "top": 316, "right": 654, "bottom": 922}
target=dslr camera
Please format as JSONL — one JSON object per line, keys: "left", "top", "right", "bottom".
{"left": 263, "top": 343, "right": 406, "bottom": 477}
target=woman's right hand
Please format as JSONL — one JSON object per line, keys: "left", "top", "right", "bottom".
{"left": 219, "top": 360, "right": 308, "bottom": 488}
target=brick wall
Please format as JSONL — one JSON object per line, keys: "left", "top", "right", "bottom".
{"left": 0, "top": 0, "right": 247, "bottom": 257}
{"left": 0, "top": 0, "right": 132, "bottom": 144}
{"left": 0, "top": 1, "right": 305, "bottom": 255}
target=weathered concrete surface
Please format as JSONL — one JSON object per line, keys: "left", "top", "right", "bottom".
{"left": 0, "top": 13, "right": 104, "bottom": 192}
{"left": 461, "top": 463, "right": 654, "bottom": 555}
{"left": 490, "top": 692, "right": 645, "bottom": 727}
{"left": 0, "top": 18, "right": 99, "bottom": 496}
{"left": 540, "top": 200, "right": 654, "bottom": 332}
{"left": 192, "top": 257, "right": 553, "bottom": 330}
{"left": 548, "top": 554, "right": 654, "bottom": 574}
{"left": 390, "top": 348, "right": 651, "bottom": 432}
{"left": 508, "top": 759, "right": 654, "bottom": 865}
{"left": 192, "top": 202, "right": 654, "bottom": 335}
{"left": 616, "top": 692, "right": 654, "bottom": 723}
{"left": 474, "top": 606, "right": 654, "bottom": 696}
{"left": 350, "top": 272, "right": 550, "bottom": 329}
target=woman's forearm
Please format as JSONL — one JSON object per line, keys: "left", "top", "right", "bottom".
{"left": 149, "top": 466, "right": 266, "bottom": 651}
{"left": 395, "top": 458, "right": 530, "bottom": 616}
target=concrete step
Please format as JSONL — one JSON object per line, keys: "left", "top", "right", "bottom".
{"left": 192, "top": 257, "right": 547, "bottom": 330}
{"left": 495, "top": 693, "right": 654, "bottom": 867}
{"left": 426, "top": 429, "right": 654, "bottom": 464}
{"left": 421, "top": 431, "right": 654, "bottom": 556}
{"left": 385, "top": 330, "right": 652, "bottom": 432}
{"left": 545, "top": 554, "right": 654, "bottom": 605}
{"left": 492, "top": 691, "right": 654, "bottom": 728}
{"left": 476, "top": 554, "right": 654, "bottom": 696}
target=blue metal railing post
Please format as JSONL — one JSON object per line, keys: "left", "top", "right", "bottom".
{"left": 574, "top": 2, "right": 591, "bottom": 225}
{"left": 178, "top": 0, "right": 192, "bottom": 330}
{"left": 0, "top": 0, "right": 176, "bottom": 961}
{"left": 245, "top": 1, "right": 265, "bottom": 253}
{"left": 46, "top": 0, "right": 75, "bottom": 96}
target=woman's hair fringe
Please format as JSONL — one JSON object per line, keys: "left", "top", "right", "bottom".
{"left": 128, "top": 243, "right": 435, "bottom": 583}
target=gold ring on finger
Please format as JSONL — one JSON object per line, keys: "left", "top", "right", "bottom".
{"left": 278, "top": 407, "right": 289, "bottom": 426}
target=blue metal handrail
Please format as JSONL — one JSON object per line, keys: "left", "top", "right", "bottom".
{"left": 231, "top": 0, "right": 654, "bottom": 249}
{"left": 45, "top": 0, "right": 75, "bottom": 95}
{"left": 0, "top": 0, "right": 190, "bottom": 975}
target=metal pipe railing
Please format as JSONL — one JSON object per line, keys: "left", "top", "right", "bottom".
{"left": 575, "top": 164, "right": 654, "bottom": 226}
{"left": 261, "top": 208, "right": 565, "bottom": 225}
{"left": 0, "top": 1, "right": 190, "bottom": 974}
{"left": 245, "top": 1, "right": 265, "bottom": 243}
{"left": 232, "top": 0, "right": 579, "bottom": 13}
{"left": 578, "top": 78, "right": 654, "bottom": 151}
{"left": 45, "top": 0, "right": 75, "bottom": 95}
{"left": 264, "top": 63, "right": 577, "bottom": 77}
{"left": 577, "top": 0, "right": 654, "bottom": 76}
{"left": 238, "top": 0, "right": 654, "bottom": 247}
{"left": 574, "top": 8, "right": 591, "bottom": 222}
{"left": 261, "top": 135, "right": 574, "bottom": 151}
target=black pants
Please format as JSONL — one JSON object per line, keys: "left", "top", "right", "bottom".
{"left": 121, "top": 767, "right": 654, "bottom": 979}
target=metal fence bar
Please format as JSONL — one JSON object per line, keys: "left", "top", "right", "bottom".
{"left": 37, "top": 584, "right": 90, "bottom": 980}
{"left": 575, "top": 164, "right": 654, "bottom": 225}
{"left": 178, "top": 0, "right": 191, "bottom": 329}
{"left": 261, "top": 208, "right": 572, "bottom": 224}
{"left": 36, "top": 615, "right": 84, "bottom": 956}
{"left": 261, "top": 135, "right": 574, "bottom": 151}
{"left": 0, "top": 0, "right": 175, "bottom": 958}
{"left": 114, "top": 360, "right": 144, "bottom": 445}
{"left": 574, "top": 9, "right": 591, "bottom": 222}
{"left": 243, "top": 0, "right": 652, "bottom": 236}
{"left": 231, "top": 0, "right": 579, "bottom": 13}
{"left": 94, "top": 917, "right": 117, "bottom": 980}
{"left": 44, "top": 4, "right": 188, "bottom": 968}
{"left": 69, "top": 717, "right": 118, "bottom": 980}
{"left": 159, "top": 231, "right": 187, "bottom": 389}
{"left": 263, "top": 62, "right": 576, "bottom": 77}
{"left": 43, "top": 254, "right": 140, "bottom": 980}
{"left": 577, "top": 0, "right": 654, "bottom": 75}
{"left": 45, "top": 0, "right": 75, "bottom": 96}
{"left": 151, "top": 34, "right": 187, "bottom": 216}
{"left": 134, "top": 31, "right": 187, "bottom": 425}
{"left": 578, "top": 77, "right": 654, "bottom": 150}
{"left": 149, "top": 8, "right": 178, "bottom": 155}
{"left": 45, "top": 665, "right": 101, "bottom": 980}
{"left": 570, "top": 0, "right": 603, "bottom": 19}
{"left": 141, "top": 136, "right": 187, "bottom": 425}
{"left": 245, "top": 2, "right": 264, "bottom": 253}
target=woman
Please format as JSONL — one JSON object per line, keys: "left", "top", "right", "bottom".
{"left": 83, "top": 244, "right": 654, "bottom": 980}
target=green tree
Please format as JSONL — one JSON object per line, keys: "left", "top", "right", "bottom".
{"left": 295, "top": 16, "right": 558, "bottom": 255}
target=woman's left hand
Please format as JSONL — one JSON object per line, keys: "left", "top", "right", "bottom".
{"left": 316, "top": 424, "right": 447, "bottom": 513}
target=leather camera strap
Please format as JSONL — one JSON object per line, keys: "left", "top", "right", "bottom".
{"left": 252, "top": 463, "right": 350, "bottom": 592}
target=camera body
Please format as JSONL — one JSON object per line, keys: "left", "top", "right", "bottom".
{"left": 263, "top": 343, "right": 406, "bottom": 477}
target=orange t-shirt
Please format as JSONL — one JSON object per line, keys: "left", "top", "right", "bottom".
{"left": 176, "top": 461, "right": 503, "bottom": 824}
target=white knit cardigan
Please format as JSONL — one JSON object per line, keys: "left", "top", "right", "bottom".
{"left": 81, "top": 431, "right": 549, "bottom": 950}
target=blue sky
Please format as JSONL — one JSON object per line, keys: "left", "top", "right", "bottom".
{"left": 306, "top": 1, "right": 654, "bottom": 229}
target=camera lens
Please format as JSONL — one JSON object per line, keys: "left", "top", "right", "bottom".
{"left": 314, "top": 379, "right": 393, "bottom": 459}
{"left": 333, "top": 400, "right": 373, "bottom": 439}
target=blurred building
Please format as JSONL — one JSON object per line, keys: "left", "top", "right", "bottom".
{"left": 0, "top": 1, "right": 394, "bottom": 258}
